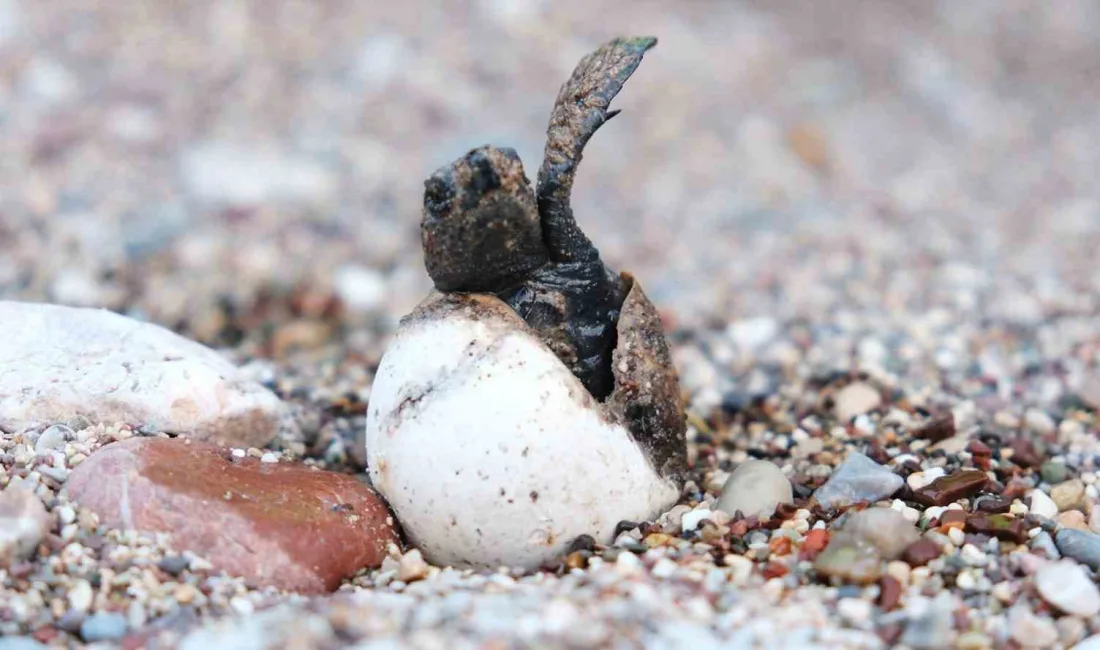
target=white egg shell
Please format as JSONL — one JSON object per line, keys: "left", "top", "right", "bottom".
{"left": 365, "top": 292, "right": 680, "bottom": 569}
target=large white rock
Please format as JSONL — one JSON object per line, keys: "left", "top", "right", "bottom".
{"left": 366, "top": 292, "right": 681, "bottom": 569}
{"left": 0, "top": 301, "right": 287, "bottom": 447}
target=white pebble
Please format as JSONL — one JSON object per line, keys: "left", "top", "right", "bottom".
{"left": 1029, "top": 490, "right": 1058, "bottom": 519}
{"left": 681, "top": 509, "right": 712, "bottom": 533}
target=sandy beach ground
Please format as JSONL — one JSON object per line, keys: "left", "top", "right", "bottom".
{"left": 3, "top": 1, "right": 1100, "bottom": 648}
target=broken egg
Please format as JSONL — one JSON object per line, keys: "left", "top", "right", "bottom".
{"left": 366, "top": 37, "right": 687, "bottom": 569}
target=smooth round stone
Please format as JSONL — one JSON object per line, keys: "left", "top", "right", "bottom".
{"left": 1035, "top": 560, "right": 1100, "bottom": 616}
{"left": 0, "top": 301, "right": 290, "bottom": 447}
{"left": 66, "top": 437, "right": 398, "bottom": 593}
{"left": 836, "top": 507, "right": 920, "bottom": 561}
{"left": 1055, "top": 529, "right": 1100, "bottom": 570}
{"left": 716, "top": 459, "right": 793, "bottom": 519}
{"left": 80, "top": 612, "right": 128, "bottom": 643}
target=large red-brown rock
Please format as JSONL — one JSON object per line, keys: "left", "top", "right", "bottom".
{"left": 65, "top": 437, "right": 399, "bottom": 593}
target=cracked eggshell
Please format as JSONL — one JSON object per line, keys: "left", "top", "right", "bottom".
{"left": 365, "top": 286, "right": 683, "bottom": 569}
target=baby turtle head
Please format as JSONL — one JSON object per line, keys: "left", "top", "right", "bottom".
{"left": 422, "top": 146, "right": 548, "bottom": 294}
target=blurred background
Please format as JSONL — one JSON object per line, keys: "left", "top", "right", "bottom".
{"left": 1, "top": 0, "right": 1098, "bottom": 353}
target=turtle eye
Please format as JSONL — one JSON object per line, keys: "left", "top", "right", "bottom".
{"left": 423, "top": 173, "right": 456, "bottom": 218}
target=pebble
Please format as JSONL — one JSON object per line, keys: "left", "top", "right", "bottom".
{"left": 901, "top": 539, "right": 942, "bottom": 567}
{"left": 833, "top": 382, "right": 881, "bottom": 422}
{"left": 813, "top": 540, "right": 881, "bottom": 584}
{"left": 1051, "top": 479, "right": 1086, "bottom": 512}
{"left": 836, "top": 507, "right": 920, "bottom": 560}
{"left": 1056, "top": 510, "right": 1089, "bottom": 531}
{"left": 911, "top": 470, "right": 988, "bottom": 507}
{"left": 680, "top": 508, "right": 712, "bottom": 532}
{"left": 906, "top": 467, "right": 945, "bottom": 491}
{"left": 0, "top": 639, "right": 48, "bottom": 650}
{"left": 0, "top": 301, "right": 290, "bottom": 447}
{"left": 812, "top": 453, "right": 903, "bottom": 510}
{"left": 1055, "top": 529, "right": 1100, "bottom": 570}
{"left": 67, "top": 579, "right": 94, "bottom": 613}
{"left": 34, "top": 424, "right": 70, "bottom": 452}
{"left": 398, "top": 550, "right": 430, "bottom": 583}
{"left": 79, "top": 612, "right": 128, "bottom": 643}
{"left": 1008, "top": 604, "right": 1059, "bottom": 649}
{"left": 1041, "top": 461, "right": 1070, "bottom": 485}
{"left": 899, "top": 592, "right": 955, "bottom": 649}
{"left": 1024, "top": 409, "right": 1055, "bottom": 435}
{"left": 0, "top": 483, "right": 52, "bottom": 565}
{"left": 716, "top": 459, "right": 792, "bottom": 519}
{"left": 1035, "top": 560, "right": 1100, "bottom": 616}
{"left": 65, "top": 437, "right": 399, "bottom": 592}
{"left": 1028, "top": 489, "right": 1059, "bottom": 519}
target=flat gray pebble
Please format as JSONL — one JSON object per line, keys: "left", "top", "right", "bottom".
{"left": 80, "top": 612, "right": 129, "bottom": 643}
{"left": 0, "top": 638, "right": 48, "bottom": 650}
{"left": 813, "top": 453, "right": 903, "bottom": 510}
{"left": 1055, "top": 529, "right": 1100, "bottom": 570}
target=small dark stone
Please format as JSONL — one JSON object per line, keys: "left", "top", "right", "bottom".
{"left": 157, "top": 555, "right": 190, "bottom": 576}
{"left": 56, "top": 609, "right": 85, "bottom": 633}
{"left": 973, "top": 495, "right": 1010, "bottom": 514}
{"left": 613, "top": 521, "right": 640, "bottom": 537}
{"left": 566, "top": 534, "right": 597, "bottom": 554}
{"left": 901, "top": 539, "right": 942, "bottom": 567}
{"left": 966, "top": 514, "right": 1028, "bottom": 544}
{"left": 911, "top": 470, "right": 989, "bottom": 507}
{"left": 940, "top": 510, "right": 967, "bottom": 526}
{"left": 878, "top": 575, "right": 902, "bottom": 610}
{"left": 1039, "top": 461, "right": 1069, "bottom": 485}
{"left": 965, "top": 440, "right": 992, "bottom": 456}
{"left": 912, "top": 415, "right": 956, "bottom": 443}
{"left": 1008, "top": 438, "right": 1041, "bottom": 468}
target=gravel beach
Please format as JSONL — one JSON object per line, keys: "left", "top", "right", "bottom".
{"left": 3, "top": 1, "right": 1100, "bottom": 648}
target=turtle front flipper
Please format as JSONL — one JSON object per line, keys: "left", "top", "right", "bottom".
{"left": 537, "top": 36, "right": 657, "bottom": 264}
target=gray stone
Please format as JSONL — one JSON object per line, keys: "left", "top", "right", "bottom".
{"left": 900, "top": 592, "right": 955, "bottom": 649}
{"left": 1055, "top": 529, "right": 1100, "bottom": 570}
{"left": 0, "top": 638, "right": 48, "bottom": 650}
{"left": 813, "top": 453, "right": 903, "bottom": 510}
{"left": 716, "top": 459, "right": 793, "bottom": 519}
{"left": 80, "top": 612, "right": 129, "bottom": 643}
{"left": 836, "top": 507, "right": 920, "bottom": 560}
{"left": 34, "top": 424, "right": 70, "bottom": 452}
{"left": 1030, "top": 531, "right": 1060, "bottom": 559}
{"left": 1035, "top": 560, "right": 1100, "bottom": 617}
{"left": 0, "top": 483, "right": 52, "bottom": 565}
{"left": 0, "top": 301, "right": 291, "bottom": 448}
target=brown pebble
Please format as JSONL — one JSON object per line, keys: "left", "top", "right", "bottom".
{"left": 940, "top": 510, "right": 968, "bottom": 527}
{"left": 912, "top": 415, "right": 956, "bottom": 443}
{"left": 966, "top": 514, "right": 1028, "bottom": 543}
{"left": 911, "top": 470, "right": 989, "bottom": 507}
{"left": 1002, "top": 478, "right": 1030, "bottom": 501}
{"left": 762, "top": 561, "right": 789, "bottom": 579}
{"left": 1008, "top": 438, "right": 1041, "bottom": 468}
{"left": 901, "top": 539, "right": 942, "bottom": 567}
{"left": 877, "top": 623, "right": 903, "bottom": 645}
{"left": 966, "top": 440, "right": 992, "bottom": 456}
{"left": 974, "top": 495, "right": 1011, "bottom": 513}
{"left": 878, "top": 575, "right": 902, "bottom": 610}
{"left": 65, "top": 437, "right": 399, "bottom": 593}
